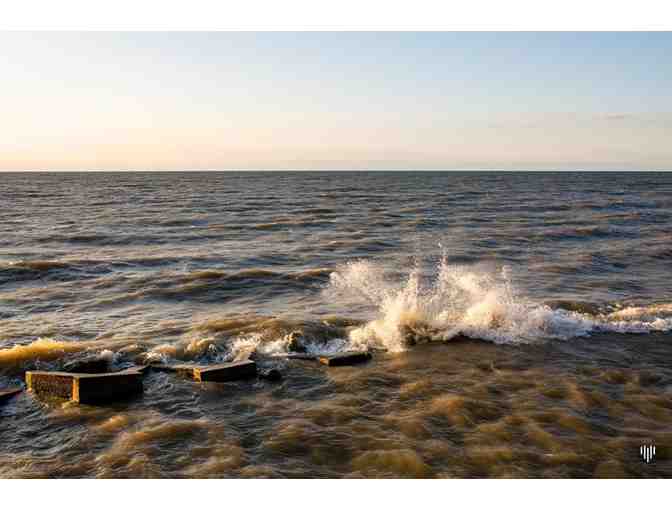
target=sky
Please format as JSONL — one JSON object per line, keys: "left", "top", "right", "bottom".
{"left": 1, "top": 31, "right": 671, "bottom": 170}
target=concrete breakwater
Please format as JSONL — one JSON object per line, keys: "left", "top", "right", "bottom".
{"left": 7, "top": 351, "right": 372, "bottom": 406}
{"left": 25, "top": 369, "right": 144, "bottom": 404}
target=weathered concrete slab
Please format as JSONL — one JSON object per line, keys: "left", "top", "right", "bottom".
{"left": 25, "top": 371, "right": 74, "bottom": 400}
{"left": 318, "top": 351, "right": 372, "bottom": 367}
{"left": 193, "top": 360, "right": 257, "bottom": 382}
{"left": 25, "top": 370, "right": 143, "bottom": 404}
{"left": 127, "top": 365, "right": 152, "bottom": 375}
{"left": 280, "top": 353, "right": 318, "bottom": 361}
{"left": 0, "top": 387, "right": 23, "bottom": 404}
{"left": 146, "top": 361, "right": 257, "bottom": 382}
{"left": 144, "top": 363, "right": 173, "bottom": 372}
{"left": 108, "top": 366, "right": 151, "bottom": 376}
{"left": 146, "top": 363, "right": 199, "bottom": 377}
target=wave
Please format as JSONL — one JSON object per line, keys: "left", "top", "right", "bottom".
{"left": 0, "top": 260, "right": 73, "bottom": 285}
{"left": 0, "top": 258, "right": 115, "bottom": 285}
{"left": 205, "top": 218, "right": 334, "bottom": 231}
{"left": 5, "top": 260, "right": 71, "bottom": 271}
{"left": 324, "top": 256, "right": 672, "bottom": 352}
{"left": 605, "top": 303, "right": 672, "bottom": 321}
{"left": 180, "top": 268, "right": 333, "bottom": 283}
{"left": 3, "top": 258, "right": 671, "bottom": 369}
{"left": 0, "top": 337, "right": 95, "bottom": 372}
{"left": 143, "top": 267, "right": 332, "bottom": 300}
{"left": 144, "top": 315, "right": 360, "bottom": 363}
{"left": 73, "top": 267, "right": 334, "bottom": 310}
{"left": 140, "top": 253, "right": 672, "bottom": 363}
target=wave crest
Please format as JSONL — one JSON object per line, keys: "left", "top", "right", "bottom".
{"left": 326, "top": 257, "right": 672, "bottom": 351}
{"left": 0, "top": 337, "right": 94, "bottom": 371}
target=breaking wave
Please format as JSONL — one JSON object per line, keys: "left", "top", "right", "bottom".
{"left": 325, "top": 256, "right": 672, "bottom": 352}
{"left": 143, "top": 257, "right": 672, "bottom": 362}
{"left": 0, "top": 337, "right": 95, "bottom": 371}
{"left": 143, "top": 315, "right": 359, "bottom": 364}
{"left": 3, "top": 257, "right": 672, "bottom": 370}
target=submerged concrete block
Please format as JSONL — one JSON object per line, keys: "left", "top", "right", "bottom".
{"left": 146, "top": 363, "right": 194, "bottom": 376}
{"left": 318, "top": 351, "right": 372, "bottom": 367}
{"left": 281, "top": 353, "right": 318, "bottom": 361}
{"left": 25, "top": 370, "right": 143, "bottom": 404}
{"left": 147, "top": 361, "right": 257, "bottom": 382}
{"left": 25, "top": 371, "right": 73, "bottom": 400}
{"left": 193, "top": 360, "right": 257, "bottom": 382}
{"left": 128, "top": 365, "right": 152, "bottom": 375}
{"left": 0, "top": 387, "right": 23, "bottom": 404}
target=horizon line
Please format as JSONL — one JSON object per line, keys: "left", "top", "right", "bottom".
{"left": 1, "top": 168, "right": 671, "bottom": 173}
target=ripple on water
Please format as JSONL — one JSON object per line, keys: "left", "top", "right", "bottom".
{"left": 2, "top": 172, "right": 672, "bottom": 478}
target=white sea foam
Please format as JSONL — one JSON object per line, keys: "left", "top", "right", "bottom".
{"left": 227, "top": 331, "right": 349, "bottom": 360}
{"left": 228, "top": 333, "right": 288, "bottom": 361}
{"left": 325, "top": 256, "right": 672, "bottom": 351}
{"left": 145, "top": 337, "right": 218, "bottom": 363}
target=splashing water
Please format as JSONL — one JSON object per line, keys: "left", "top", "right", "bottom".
{"left": 326, "top": 256, "right": 672, "bottom": 352}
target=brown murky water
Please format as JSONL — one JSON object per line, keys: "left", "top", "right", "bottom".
{"left": 2, "top": 336, "right": 671, "bottom": 478}
{"left": 1, "top": 172, "right": 671, "bottom": 477}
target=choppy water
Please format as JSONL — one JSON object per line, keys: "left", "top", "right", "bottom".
{"left": 1, "top": 171, "right": 671, "bottom": 478}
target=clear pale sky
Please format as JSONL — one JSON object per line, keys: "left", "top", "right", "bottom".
{"left": 2, "top": 31, "right": 671, "bottom": 170}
